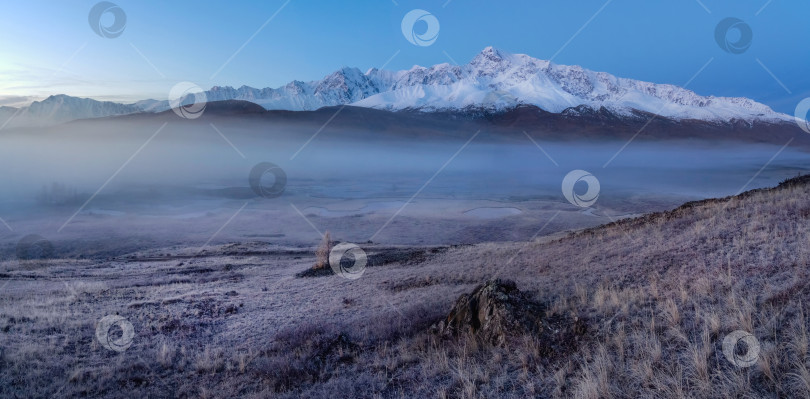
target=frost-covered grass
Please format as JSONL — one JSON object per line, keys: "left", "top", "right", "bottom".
{"left": 2, "top": 176, "right": 810, "bottom": 398}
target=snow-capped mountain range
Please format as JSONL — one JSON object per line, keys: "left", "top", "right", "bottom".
{"left": 0, "top": 47, "right": 794, "bottom": 128}
{"left": 0, "top": 95, "right": 141, "bottom": 128}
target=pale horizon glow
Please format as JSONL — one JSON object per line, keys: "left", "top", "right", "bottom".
{"left": 1, "top": 1, "right": 808, "bottom": 113}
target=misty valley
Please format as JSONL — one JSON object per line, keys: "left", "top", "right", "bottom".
{"left": 3, "top": 2, "right": 810, "bottom": 397}
{"left": 0, "top": 114, "right": 806, "bottom": 256}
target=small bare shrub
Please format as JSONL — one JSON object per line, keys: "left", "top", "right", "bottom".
{"left": 313, "top": 231, "right": 331, "bottom": 270}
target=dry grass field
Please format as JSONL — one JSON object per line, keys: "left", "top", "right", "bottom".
{"left": 2, "top": 175, "right": 810, "bottom": 398}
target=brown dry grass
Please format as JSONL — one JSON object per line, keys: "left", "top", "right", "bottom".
{"left": 2, "top": 175, "right": 810, "bottom": 398}
{"left": 313, "top": 231, "right": 331, "bottom": 270}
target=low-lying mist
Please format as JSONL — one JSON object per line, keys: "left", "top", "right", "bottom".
{"left": 0, "top": 118, "right": 807, "bottom": 255}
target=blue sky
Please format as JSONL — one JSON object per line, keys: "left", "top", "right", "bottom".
{"left": 1, "top": 0, "right": 808, "bottom": 113}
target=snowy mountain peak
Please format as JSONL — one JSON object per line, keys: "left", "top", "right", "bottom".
{"left": 6, "top": 47, "right": 792, "bottom": 128}
{"left": 10, "top": 95, "right": 142, "bottom": 127}
{"left": 350, "top": 47, "right": 788, "bottom": 122}
{"left": 189, "top": 46, "right": 787, "bottom": 123}
{"left": 471, "top": 46, "right": 510, "bottom": 64}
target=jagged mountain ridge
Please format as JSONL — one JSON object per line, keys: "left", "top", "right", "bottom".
{"left": 2, "top": 95, "right": 142, "bottom": 128}
{"left": 1, "top": 47, "right": 794, "bottom": 128}
{"left": 177, "top": 46, "right": 789, "bottom": 123}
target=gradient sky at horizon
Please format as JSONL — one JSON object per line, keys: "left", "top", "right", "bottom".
{"left": 0, "top": 0, "right": 808, "bottom": 113}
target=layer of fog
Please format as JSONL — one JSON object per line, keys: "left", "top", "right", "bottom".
{"left": 0, "top": 119, "right": 807, "bottom": 255}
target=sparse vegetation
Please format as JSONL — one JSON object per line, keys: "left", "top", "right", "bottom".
{"left": 3, "top": 176, "right": 810, "bottom": 397}
{"left": 314, "top": 231, "right": 331, "bottom": 270}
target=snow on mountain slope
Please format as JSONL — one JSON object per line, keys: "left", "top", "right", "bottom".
{"left": 182, "top": 46, "right": 788, "bottom": 123}
{"left": 358, "top": 47, "right": 787, "bottom": 122}
{"left": 5, "top": 95, "right": 143, "bottom": 127}
{"left": 2, "top": 47, "right": 792, "bottom": 128}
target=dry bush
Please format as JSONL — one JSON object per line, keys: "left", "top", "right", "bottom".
{"left": 313, "top": 231, "right": 331, "bottom": 270}
{"left": 6, "top": 176, "right": 810, "bottom": 398}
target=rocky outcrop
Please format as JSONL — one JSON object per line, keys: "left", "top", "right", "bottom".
{"left": 432, "top": 279, "right": 545, "bottom": 346}
{"left": 433, "top": 279, "right": 588, "bottom": 352}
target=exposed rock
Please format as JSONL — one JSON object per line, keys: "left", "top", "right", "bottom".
{"left": 433, "top": 279, "right": 589, "bottom": 353}
{"left": 432, "top": 279, "right": 545, "bottom": 346}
